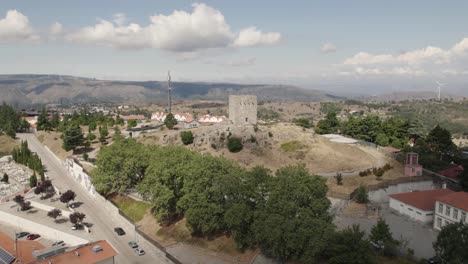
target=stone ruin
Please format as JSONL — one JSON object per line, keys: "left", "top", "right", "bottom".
{"left": 0, "top": 156, "right": 32, "bottom": 201}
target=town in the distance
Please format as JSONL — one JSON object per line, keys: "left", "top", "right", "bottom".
{"left": 1, "top": 1, "right": 468, "bottom": 264}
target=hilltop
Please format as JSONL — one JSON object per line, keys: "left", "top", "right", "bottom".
{"left": 0, "top": 74, "right": 340, "bottom": 105}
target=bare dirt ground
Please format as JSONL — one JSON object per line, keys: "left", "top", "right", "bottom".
{"left": 138, "top": 123, "right": 377, "bottom": 175}
{"left": 0, "top": 135, "right": 18, "bottom": 156}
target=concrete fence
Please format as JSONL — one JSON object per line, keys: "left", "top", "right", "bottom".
{"left": 62, "top": 158, "right": 177, "bottom": 264}
{"left": 0, "top": 210, "right": 88, "bottom": 246}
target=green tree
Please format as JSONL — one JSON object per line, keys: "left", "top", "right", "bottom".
{"left": 315, "top": 111, "right": 339, "bottom": 134}
{"left": 1, "top": 173, "right": 8, "bottom": 183}
{"left": 355, "top": 186, "right": 368, "bottom": 204}
{"left": 334, "top": 172, "right": 343, "bottom": 185}
{"left": 227, "top": 137, "right": 243, "bottom": 153}
{"left": 98, "top": 124, "right": 109, "bottom": 144}
{"left": 0, "top": 103, "right": 21, "bottom": 137}
{"left": 50, "top": 112, "right": 61, "bottom": 129}
{"left": 370, "top": 218, "right": 399, "bottom": 256}
{"left": 87, "top": 132, "right": 96, "bottom": 142}
{"left": 164, "top": 113, "right": 178, "bottom": 129}
{"left": 93, "top": 139, "right": 150, "bottom": 194}
{"left": 127, "top": 119, "right": 138, "bottom": 128}
{"left": 62, "top": 125, "right": 84, "bottom": 152}
{"left": 434, "top": 222, "right": 468, "bottom": 264}
{"left": 427, "top": 124, "right": 456, "bottom": 153}
{"left": 37, "top": 108, "right": 51, "bottom": 131}
{"left": 29, "top": 172, "right": 37, "bottom": 188}
{"left": 376, "top": 133, "right": 390, "bottom": 146}
{"left": 326, "top": 225, "right": 374, "bottom": 264}
{"left": 293, "top": 118, "right": 313, "bottom": 128}
{"left": 252, "top": 165, "right": 334, "bottom": 262}
{"left": 180, "top": 131, "right": 194, "bottom": 145}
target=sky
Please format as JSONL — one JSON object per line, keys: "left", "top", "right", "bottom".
{"left": 1, "top": 0, "right": 468, "bottom": 95}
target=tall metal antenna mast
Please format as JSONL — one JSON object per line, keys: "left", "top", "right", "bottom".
{"left": 436, "top": 81, "right": 446, "bottom": 101}
{"left": 167, "top": 71, "right": 172, "bottom": 113}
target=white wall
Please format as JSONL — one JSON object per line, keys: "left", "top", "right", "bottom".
{"left": 369, "top": 181, "right": 435, "bottom": 204}
{"left": 63, "top": 159, "right": 96, "bottom": 197}
{"left": 0, "top": 210, "right": 88, "bottom": 246}
{"left": 433, "top": 201, "right": 468, "bottom": 230}
{"left": 389, "top": 197, "right": 434, "bottom": 224}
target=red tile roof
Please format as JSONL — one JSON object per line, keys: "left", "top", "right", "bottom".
{"left": 34, "top": 240, "right": 118, "bottom": 264}
{"left": 437, "top": 165, "right": 464, "bottom": 179}
{"left": 436, "top": 192, "right": 468, "bottom": 212}
{"left": 0, "top": 231, "right": 45, "bottom": 264}
{"left": 390, "top": 189, "right": 454, "bottom": 211}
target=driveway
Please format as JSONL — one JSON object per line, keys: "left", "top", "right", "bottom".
{"left": 17, "top": 133, "right": 172, "bottom": 264}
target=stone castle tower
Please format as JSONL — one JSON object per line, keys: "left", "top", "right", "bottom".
{"left": 229, "top": 95, "right": 257, "bottom": 126}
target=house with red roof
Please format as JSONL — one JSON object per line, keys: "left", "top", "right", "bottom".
{"left": 437, "top": 164, "right": 464, "bottom": 179}
{"left": 389, "top": 189, "right": 455, "bottom": 224}
{"left": 434, "top": 192, "right": 468, "bottom": 230}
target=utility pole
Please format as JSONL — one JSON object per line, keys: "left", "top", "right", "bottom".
{"left": 167, "top": 71, "right": 172, "bottom": 114}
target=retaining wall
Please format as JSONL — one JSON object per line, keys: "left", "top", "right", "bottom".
{"left": 63, "top": 159, "right": 96, "bottom": 196}
{"left": 0, "top": 210, "right": 88, "bottom": 246}
{"left": 368, "top": 180, "right": 435, "bottom": 204}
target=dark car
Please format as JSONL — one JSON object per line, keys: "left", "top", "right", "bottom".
{"left": 26, "top": 234, "right": 40, "bottom": 240}
{"left": 114, "top": 227, "right": 125, "bottom": 236}
{"left": 128, "top": 241, "right": 138, "bottom": 248}
{"left": 16, "top": 232, "right": 29, "bottom": 239}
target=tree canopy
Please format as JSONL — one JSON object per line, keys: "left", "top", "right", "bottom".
{"left": 164, "top": 113, "right": 178, "bottom": 129}
{"left": 434, "top": 222, "right": 468, "bottom": 264}
{"left": 62, "top": 124, "right": 84, "bottom": 151}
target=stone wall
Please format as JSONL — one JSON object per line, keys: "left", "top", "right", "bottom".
{"left": 228, "top": 95, "right": 257, "bottom": 126}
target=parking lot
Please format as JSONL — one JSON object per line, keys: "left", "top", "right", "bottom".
{"left": 334, "top": 205, "right": 438, "bottom": 260}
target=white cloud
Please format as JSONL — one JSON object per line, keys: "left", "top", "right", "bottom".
{"left": 0, "top": 10, "right": 39, "bottom": 43}
{"left": 66, "top": 3, "right": 281, "bottom": 52}
{"left": 233, "top": 27, "right": 281, "bottom": 47}
{"left": 321, "top": 42, "right": 337, "bottom": 53}
{"left": 340, "top": 38, "right": 468, "bottom": 77}
{"left": 49, "top": 22, "right": 63, "bottom": 35}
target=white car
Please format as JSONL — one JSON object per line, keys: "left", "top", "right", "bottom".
{"left": 135, "top": 248, "right": 145, "bottom": 256}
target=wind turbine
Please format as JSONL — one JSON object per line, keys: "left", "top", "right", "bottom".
{"left": 436, "top": 81, "right": 446, "bottom": 101}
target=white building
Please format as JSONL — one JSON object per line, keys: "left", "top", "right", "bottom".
{"left": 151, "top": 112, "right": 194, "bottom": 122}
{"left": 198, "top": 114, "right": 227, "bottom": 124}
{"left": 389, "top": 189, "right": 454, "bottom": 224}
{"left": 433, "top": 192, "right": 468, "bottom": 231}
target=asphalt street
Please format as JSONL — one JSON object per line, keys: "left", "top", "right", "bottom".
{"left": 17, "top": 133, "right": 171, "bottom": 264}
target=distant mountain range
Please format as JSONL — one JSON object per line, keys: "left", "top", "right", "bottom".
{"left": 0, "top": 74, "right": 342, "bottom": 106}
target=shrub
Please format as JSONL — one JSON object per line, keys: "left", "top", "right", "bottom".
{"left": 227, "top": 137, "right": 243, "bottom": 153}
{"left": 180, "top": 131, "right": 194, "bottom": 145}
{"left": 335, "top": 173, "right": 343, "bottom": 185}
{"left": 211, "top": 143, "right": 217, "bottom": 149}
{"left": 83, "top": 153, "right": 89, "bottom": 161}
{"left": 254, "top": 125, "right": 259, "bottom": 132}
{"left": 355, "top": 186, "right": 368, "bottom": 204}
{"left": 250, "top": 135, "right": 256, "bottom": 143}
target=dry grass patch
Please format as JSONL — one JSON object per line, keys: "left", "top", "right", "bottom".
{"left": 36, "top": 131, "right": 72, "bottom": 160}
{"left": 0, "top": 135, "right": 18, "bottom": 157}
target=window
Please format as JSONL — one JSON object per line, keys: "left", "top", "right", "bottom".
{"left": 462, "top": 212, "right": 466, "bottom": 223}
{"left": 426, "top": 213, "right": 433, "bottom": 216}
{"left": 408, "top": 207, "right": 413, "bottom": 211}
{"left": 245, "top": 117, "right": 248, "bottom": 122}
{"left": 437, "top": 217, "right": 442, "bottom": 228}
{"left": 416, "top": 211, "right": 422, "bottom": 215}
{"left": 454, "top": 209, "right": 459, "bottom": 220}
{"left": 438, "top": 203, "right": 443, "bottom": 214}
{"left": 446, "top": 206, "right": 451, "bottom": 217}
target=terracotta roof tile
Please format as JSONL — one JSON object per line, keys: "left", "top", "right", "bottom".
{"left": 436, "top": 192, "right": 468, "bottom": 212}
{"left": 390, "top": 189, "right": 454, "bottom": 211}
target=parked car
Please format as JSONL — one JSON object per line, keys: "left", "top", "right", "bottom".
{"left": 26, "top": 234, "right": 40, "bottom": 240}
{"left": 114, "top": 227, "right": 125, "bottom": 236}
{"left": 52, "top": 240, "right": 65, "bottom": 246}
{"left": 135, "top": 248, "right": 145, "bottom": 256}
{"left": 370, "top": 240, "right": 384, "bottom": 250}
{"left": 427, "top": 256, "right": 440, "bottom": 264}
{"left": 16, "top": 232, "right": 29, "bottom": 239}
{"left": 128, "top": 241, "right": 138, "bottom": 248}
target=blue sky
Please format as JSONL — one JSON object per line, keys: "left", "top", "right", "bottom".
{"left": 1, "top": 1, "right": 468, "bottom": 94}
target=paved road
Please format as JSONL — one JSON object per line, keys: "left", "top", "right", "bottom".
{"left": 17, "top": 133, "right": 171, "bottom": 264}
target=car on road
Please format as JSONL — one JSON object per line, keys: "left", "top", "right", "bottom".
{"left": 128, "top": 241, "right": 138, "bottom": 248}
{"left": 135, "top": 248, "right": 145, "bottom": 256}
{"left": 16, "top": 232, "right": 29, "bottom": 239}
{"left": 52, "top": 240, "right": 65, "bottom": 246}
{"left": 26, "top": 234, "right": 40, "bottom": 240}
{"left": 114, "top": 227, "right": 125, "bottom": 236}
